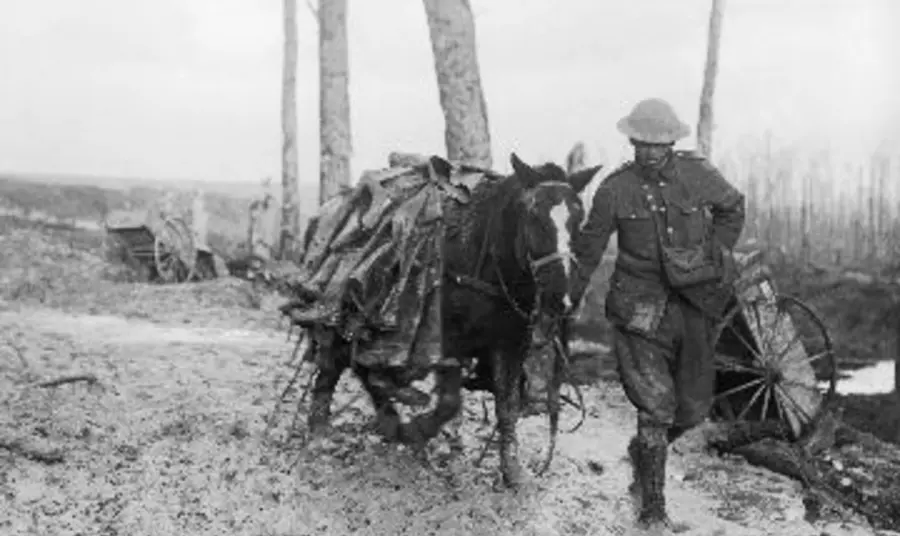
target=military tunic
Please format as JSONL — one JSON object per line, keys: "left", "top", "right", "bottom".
{"left": 572, "top": 151, "right": 745, "bottom": 428}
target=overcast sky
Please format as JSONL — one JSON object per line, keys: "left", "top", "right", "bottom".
{"left": 0, "top": 0, "right": 896, "bottom": 197}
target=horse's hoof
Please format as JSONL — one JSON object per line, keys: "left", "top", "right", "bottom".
{"left": 374, "top": 413, "right": 401, "bottom": 442}
{"left": 307, "top": 415, "right": 332, "bottom": 436}
{"left": 635, "top": 514, "right": 691, "bottom": 535}
{"left": 500, "top": 462, "right": 526, "bottom": 489}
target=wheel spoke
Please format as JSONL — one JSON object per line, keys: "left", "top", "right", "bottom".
{"left": 737, "top": 383, "right": 768, "bottom": 421}
{"left": 784, "top": 349, "right": 832, "bottom": 370}
{"left": 760, "top": 386, "right": 772, "bottom": 422}
{"left": 714, "top": 359, "right": 765, "bottom": 375}
{"left": 715, "top": 377, "right": 765, "bottom": 400}
{"left": 772, "top": 327, "right": 804, "bottom": 363}
{"left": 775, "top": 383, "right": 813, "bottom": 424}
{"left": 781, "top": 377, "right": 819, "bottom": 391}
{"left": 774, "top": 386, "right": 788, "bottom": 426}
{"left": 725, "top": 323, "right": 764, "bottom": 361}
{"left": 750, "top": 302, "right": 773, "bottom": 356}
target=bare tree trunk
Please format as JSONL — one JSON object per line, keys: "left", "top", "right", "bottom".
{"left": 318, "top": 0, "right": 352, "bottom": 205}
{"left": 281, "top": 0, "right": 301, "bottom": 259}
{"left": 422, "top": 0, "right": 492, "bottom": 169}
{"left": 696, "top": 0, "right": 725, "bottom": 158}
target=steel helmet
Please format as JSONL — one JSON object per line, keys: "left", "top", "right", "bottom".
{"left": 616, "top": 98, "right": 691, "bottom": 144}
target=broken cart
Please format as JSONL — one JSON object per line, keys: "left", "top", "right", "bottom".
{"left": 711, "top": 249, "right": 838, "bottom": 440}
{"left": 104, "top": 211, "right": 212, "bottom": 283}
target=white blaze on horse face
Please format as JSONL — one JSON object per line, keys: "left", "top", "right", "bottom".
{"left": 548, "top": 201, "right": 574, "bottom": 310}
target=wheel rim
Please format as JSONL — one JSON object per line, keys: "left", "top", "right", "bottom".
{"left": 154, "top": 218, "right": 197, "bottom": 283}
{"left": 712, "top": 293, "right": 836, "bottom": 440}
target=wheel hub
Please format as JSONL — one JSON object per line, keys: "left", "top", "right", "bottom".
{"left": 764, "top": 366, "right": 782, "bottom": 386}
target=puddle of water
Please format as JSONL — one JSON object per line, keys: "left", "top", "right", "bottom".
{"left": 820, "top": 360, "right": 896, "bottom": 395}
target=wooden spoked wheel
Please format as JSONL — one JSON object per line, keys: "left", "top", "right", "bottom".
{"left": 711, "top": 294, "right": 837, "bottom": 441}
{"left": 154, "top": 217, "right": 197, "bottom": 283}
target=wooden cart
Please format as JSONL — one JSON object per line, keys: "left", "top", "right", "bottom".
{"left": 104, "top": 212, "right": 200, "bottom": 283}
{"left": 712, "top": 249, "right": 838, "bottom": 440}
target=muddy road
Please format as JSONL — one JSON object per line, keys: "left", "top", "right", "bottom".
{"left": 0, "top": 295, "right": 877, "bottom": 536}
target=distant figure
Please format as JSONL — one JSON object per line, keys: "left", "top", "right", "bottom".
{"left": 570, "top": 98, "right": 746, "bottom": 532}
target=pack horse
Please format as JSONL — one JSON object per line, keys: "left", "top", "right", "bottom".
{"left": 280, "top": 153, "right": 601, "bottom": 487}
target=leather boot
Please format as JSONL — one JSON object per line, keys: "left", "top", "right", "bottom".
{"left": 636, "top": 433, "right": 691, "bottom": 533}
{"left": 637, "top": 441, "right": 668, "bottom": 526}
{"left": 627, "top": 435, "right": 642, "bottom": 510}
{"left": 307, "top": 391, "right": 333, "bottom": 434}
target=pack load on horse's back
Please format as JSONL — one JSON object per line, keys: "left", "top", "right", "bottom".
{"left": 277, "top": 152, "right": 602, "bottom": 487}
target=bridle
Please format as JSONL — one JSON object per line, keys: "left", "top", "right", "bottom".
{"left": 495, "top": 239, "right": 577, "bottom": 323}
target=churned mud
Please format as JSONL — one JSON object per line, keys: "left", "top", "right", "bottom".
{"left": 0, "top": 290, "right": 882, "bottom": 536}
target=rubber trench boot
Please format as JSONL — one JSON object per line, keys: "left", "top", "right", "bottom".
{"left": 636, "top": 440, "right": 691, "bottom": 534}
{"left": 627, "top": 435, "right": 642, "bottom": 512}
{"left": 307, "top": 390, "right": 333, "bottom": 435}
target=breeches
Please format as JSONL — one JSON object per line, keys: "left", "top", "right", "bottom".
{"left": 613, "top": 295, "right": 715, "bottom": 429}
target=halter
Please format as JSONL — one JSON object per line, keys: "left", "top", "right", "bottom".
{"left": 528, "top": 250, "right": 575, "bottom": 273}
{"left": 495, "top": 249, "right": 577, "bottom": 322}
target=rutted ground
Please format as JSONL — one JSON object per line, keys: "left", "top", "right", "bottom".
{"left": 0, "top": 294, "right": 879, "bottom": 536}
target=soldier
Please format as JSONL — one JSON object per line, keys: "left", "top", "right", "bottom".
{"left": 571, "top": 98, "right": 745, "bottom": 532}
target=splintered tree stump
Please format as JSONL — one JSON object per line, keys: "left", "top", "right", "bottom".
{"left": 706, "top": 416, "right": 900, "bottom": 531}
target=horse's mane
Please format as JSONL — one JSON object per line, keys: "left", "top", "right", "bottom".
{"left": 444, "top": 162, "right": 567, "bottom": 274}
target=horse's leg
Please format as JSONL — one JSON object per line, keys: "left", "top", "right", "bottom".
{"left": 492, "top": 344, "right": 525, "bottom": 488}
{"left": 352, "top": 366, "right": 403, "bottom": 442}
{"left": 307, "top": 337, "right": 351, "bottom": 435}
{"left": 401, "top": 363, "right": 463, "bottom": 447}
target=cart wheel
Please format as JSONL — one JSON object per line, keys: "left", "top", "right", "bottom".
{"left": 154, "top": 217, "right": 197, "bottom": 283}
{"left": 711, "top": 294, "right": 837, "bottom": 441}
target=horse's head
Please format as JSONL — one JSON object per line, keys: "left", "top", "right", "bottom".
{"left": 508, "top": 153, "right": 602, "bottom": 318}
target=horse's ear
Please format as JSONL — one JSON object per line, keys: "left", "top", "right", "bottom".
{"left": 510, "top": 153, "right": 540, "bottom": 186}
{"left": 428, "top": 155, "right": 453, "bottom": 179}
{"left": 568, "top": 164, "right": 603, "bottom": 193}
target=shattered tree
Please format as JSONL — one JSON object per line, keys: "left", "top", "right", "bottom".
{"left": 281, "top": 0, "right": 301, "bottom": 259}
{"left": 696, "top": 0, "right": 725, "bottom": 158}
{"left": 422, "top": 0, "right": 493, "bottom": 169}
{"left": 318, "top": 0, "right": 352, "bottom": 205}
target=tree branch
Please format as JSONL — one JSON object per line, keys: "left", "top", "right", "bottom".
{"left": 0, "top": 436, "right": 65, "bottom": 464}
{"left": 32, "top": 373, "right": 99, "bottom": 389}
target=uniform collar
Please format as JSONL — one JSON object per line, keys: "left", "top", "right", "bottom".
{"left": 635, "top": 153, "right": 679, "bottom": 183}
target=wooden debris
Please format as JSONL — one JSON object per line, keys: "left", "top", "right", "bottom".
{"left": 32, "top": 373, "right": 99, "bottom": 389}
{"left": 707, "top": 414, "right": 900, "bottom": 531}
{"left": 0, "top": 434, "right": 65, "bottom": 464}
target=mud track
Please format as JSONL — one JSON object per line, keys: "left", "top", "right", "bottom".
{"left": 0, "top": 298, "right": 878, "bottom": 536}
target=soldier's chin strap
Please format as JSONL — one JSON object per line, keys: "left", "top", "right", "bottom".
{"left": 634, "top": 148, "right": 674, "bottom": 171}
